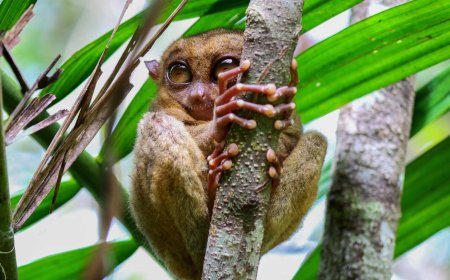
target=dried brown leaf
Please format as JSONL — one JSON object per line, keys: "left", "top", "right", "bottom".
{"left": 10, "top": 109, "right": 70, "bottom": 144}
{"left": 5, "top": 94, "right": 56, "bottom": 145}
{"left": 3, "top": 5, "right": 35, "bottom": 49}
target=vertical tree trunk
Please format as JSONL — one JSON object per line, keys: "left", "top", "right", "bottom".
{"left": 0, "top": 73, "right": 19, "bottom": 280}
{"left": 318, "top": 1, "right": 414, "bottom": 279}
{"left": 202, "top": 1, "right": 303, "bottom": 279}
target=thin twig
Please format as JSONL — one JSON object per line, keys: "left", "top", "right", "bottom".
{"left": 1, "top": 42, "right": 29, "bottom": 92}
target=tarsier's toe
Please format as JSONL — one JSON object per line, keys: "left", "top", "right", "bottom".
{"left": 266, "top": 148, "right": 282, "bottom": 188}
{"left": 207, "top": 143, "right": 239, "bottom": 209}
{"left": 268, "top": 85, "right": 297, "bottom": 102}
{"left": 274, "top": 119, "right": 295, "bottom": 130}
{"left": 289, "top": 59, "right": 299, "bottom": 88}
{"left": 208, "top": 143, "right": 239, "bottom": 169}
{"left": 217, "top": 60, "right": 251, "bottom": 94}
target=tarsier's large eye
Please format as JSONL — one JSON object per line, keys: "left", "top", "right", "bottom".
{"left": 167, "top": 63, "right": 192, "bottom": 84}
{"left": 213, "top": 57, "right": 240, "bottom": 80}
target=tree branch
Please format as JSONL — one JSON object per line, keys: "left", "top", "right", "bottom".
{"left": 319, "top": 1, "right": 414, "bottom": 278}
{"left": 202, "top": 1, "right": 303, "bottom": 279}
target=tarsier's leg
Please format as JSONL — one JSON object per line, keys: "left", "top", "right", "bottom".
{"left": 262, "top": 131, "right": 327, "bottom": 253}
{"left": 131, "top": 112, "right": 209, "bottom": 280}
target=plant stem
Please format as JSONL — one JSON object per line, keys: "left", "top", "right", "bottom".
{"left": 202, "top": 1, "right": 303, "bottom": 279}
{"left": 0, "top": 72, "right": 18, "bottom": 280}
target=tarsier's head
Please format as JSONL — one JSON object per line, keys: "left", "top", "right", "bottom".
{"left": 145, "top": 29, "right": 244, "bottom": 121}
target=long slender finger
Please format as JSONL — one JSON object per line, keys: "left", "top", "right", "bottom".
{"left": 218, "top": 60, "right": 250, "bottom": 94}
{"left": 274, "top": 118, "right": 294, "bottom": 130}
{"left": 267, "top": 149, "right": 282, "bottom": 190}
{"left": 266, "top": 149, "right": 282, "bottom": 174}
{"left": 208, "top": 143, "right": 239, "bottom": 169}
{"left": 274, "top": 102, "right": 296, "bottom": 117}
{"left": 207, "top": 141, "right": 225, "bottom": 162}
{"left": 216, "top": 113, "right": 256, "bottom": 129}
{"left": 289, "top": 59, "right": 299, "bottom": 88}
{"left": 207, "top": 172, "right": 220, "bottom": 210}
{"left": 207, "top": 159, "right": 233, "bottom": 206}
{"left": 216, "top": 100, "right": 276, "bottom": 118}
{"left": 215, "top": 83, "right": 276, "bottom": 106}
{"left": 268, "top": 86, "right": 297, "bottom": 102}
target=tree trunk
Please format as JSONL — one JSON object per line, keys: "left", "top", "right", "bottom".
{"left": 318, "top": 1, "right": 414, "bottom": 279}
{"left": 202, "top": 1, "right": 303, "bottom": 279}
{"left": 0, "top": 72, "right": 19, "bottom": 280}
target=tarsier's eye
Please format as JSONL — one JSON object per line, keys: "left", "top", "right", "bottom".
{"left": 167, "top": 63, "right": 192, "bottom": 84}
{"left": 213, "top": 57, "right": 240, "bottom": 80}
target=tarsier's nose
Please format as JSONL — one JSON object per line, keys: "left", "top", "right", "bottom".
{"left": 191, "top": 89, "right": 205, "bottom": 100}
{"left": 190, "top": 83, "right": 210, "bottom": 102}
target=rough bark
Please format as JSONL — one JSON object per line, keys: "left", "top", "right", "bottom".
{"left": 202, "top": 1, "right": 303, "bottom": 279}
{"left": 0, "top": 74, "right": 18, "bottom": 280}
{"left": 318, "top": 1, "right": 414, "bottom": 279}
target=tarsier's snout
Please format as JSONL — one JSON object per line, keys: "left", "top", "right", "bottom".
{"left": 187, "top": 82, "right": 216, "bottom": 121}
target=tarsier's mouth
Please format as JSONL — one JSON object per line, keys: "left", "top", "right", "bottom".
{"left": 189, "top": 102, "right": 214, "bottom": 112}
{"left": 186, "top": 102, "right": 214, "bottom": 121}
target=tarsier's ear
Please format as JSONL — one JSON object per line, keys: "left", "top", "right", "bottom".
{"left": 144, "top": 60, "right": 159, "bottom": 80}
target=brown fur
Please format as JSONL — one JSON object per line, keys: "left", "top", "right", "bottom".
{"left": 130, "top": 29, "right": 327, "bottom": 280}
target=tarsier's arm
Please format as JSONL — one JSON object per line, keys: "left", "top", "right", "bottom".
{"left": 130, "top": 29, "right": 326, "bottom": 280}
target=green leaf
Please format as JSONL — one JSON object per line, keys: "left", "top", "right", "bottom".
{"left": 301, "top": 0, "right": 362, "bottom": 32}
{"left": 295, "top": 135, "right": 450, "bottom": 279}
{"left": 296, "top": 0, "right": 450, "bottom": 122}
{"left": 294, "top": 246, "right": 321, "bottom": 280}
{"left": 395, "top": 135, "right": 450, "bottom": 256}
{"left": 101, "top": 0, "right": 364, "bottom": 161}
{"left": 10, "top": 180, "right": 80, "bottom": 232}
{"left": 411, "top": 66, "right": 450, "bottom": 135}
{"left": 0, "top": 0, "right": 36, "bottom": 32}
{"left": 163, "top": 0, "right": 248, "bottom": 21}
{"left": 183, "top": 6, "right": 246, "bottom": 37}
{"left": 316, "top": 160, "right": 331, "bottom": 201}
{"left": 18, "top": 240, "right": 138, "bottom": 280}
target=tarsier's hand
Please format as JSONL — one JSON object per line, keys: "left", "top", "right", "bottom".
{"left": 207, "top": 59, "right": 299, "bottom": 204}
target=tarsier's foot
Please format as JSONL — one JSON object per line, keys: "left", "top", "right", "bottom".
{"left": 266, "top": 148, "right": 282, "bottom": 189}
{"left": 207, "top": 59, "right": 299, "bottom": 205}
{"left": 207, "top": 143, "right": 239, "bottom": 208}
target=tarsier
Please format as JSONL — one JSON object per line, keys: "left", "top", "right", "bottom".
{"left": 130, "top": 29, "right": 327, "bottom": 280}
